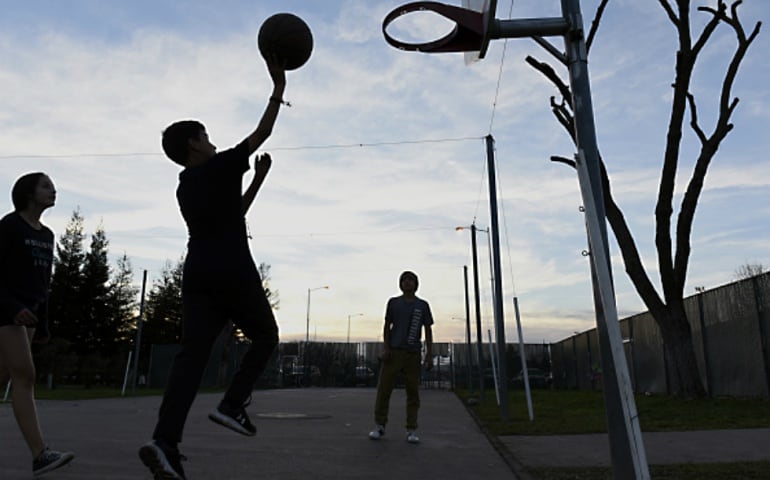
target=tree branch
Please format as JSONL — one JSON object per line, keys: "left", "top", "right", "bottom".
{"left": 673, "top": 1, "right": 760, "bottom": 295}
{"left": 685, "top": 92, "right": 707, "bottom": 144}
{"left": 586, "top": 0, "right": 610, "bottom": 54}
{"left": 525, "top": 56, "right": 572, "bottom": 108}
{"left": 692, "top": 1, "right": 726, "bottom": 57}
{"left": 550, "top": 97, "right": 575, "bottom": 140}
{"left": 658, "top": 0, "right": 679, "bottom": 26}
{"left": 550, "top": 155, "right": 666, "bottom": 312}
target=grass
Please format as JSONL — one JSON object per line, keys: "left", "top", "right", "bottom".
{"left": 458, "top": 388, "right": 770, "bottom": 480}
{"left": 529, "top": 462, "right": 770, "bottom": 480}
{"left": 459, "top": 388, "right": 770, "bottom": 435}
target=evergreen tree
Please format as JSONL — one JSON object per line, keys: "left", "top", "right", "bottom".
{"left": 259, "top": 262, "right": 280, "bottom": 310}
{"left": 80, "top": 222, "right": 111, "bottom": 356}
{"left": 143, "top": 259, "right": 184, "bottom": 345}
{"left": 49, "top": 209, "right": 86, "bottom": 344}
{"left": 108, "top": 253, "right": 139, "bottom": 349}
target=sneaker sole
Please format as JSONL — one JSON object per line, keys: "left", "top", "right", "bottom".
{"left": 208, "top": 411, "right": 256, "bottom": 437}
{"left": 33, "top": 452, "right": 74, "bottom": 477}
{"left": 138, "top": 444, "right": 183, "bottom": 480}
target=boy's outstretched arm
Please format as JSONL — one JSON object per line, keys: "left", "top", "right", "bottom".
{"left": 242, "top": 153, "right": 272, "bottom": 215}
{"left": 424, "top": 324, "right": 434, "bottom": 371}
{"left": 245, "top": 56, "right": 287, "bottom": 155}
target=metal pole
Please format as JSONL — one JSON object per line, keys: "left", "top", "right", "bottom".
{"left": 485, "top": 134, "right": 508, "bottom": 420}
{"left": 514, "top": 296, "right": 534, "bottom": 421}
{"left": 487, "top": 329, "right": 500, "bottom": 405}
{"left": 464, "top": 265, "right": 473, "bottom": 393}
{"left": 306, "top": 288, "right": 311, "bottom": 344}
{"left": 561, "top": 0, "right": 648, "bottom": 477}
{"left": 131, "top": 269, "right": 148, "bottom": 395}
{"left": 122, "top": 351, "right": 132, "bottom": 397}
{"left": 470, "top": 224, "right": 485, "bottom": 402}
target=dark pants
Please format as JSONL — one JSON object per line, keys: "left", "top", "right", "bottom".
{"left": 153, "top": 280, "right": 279, "bottom": 445}
{"left": 374, "top": 350, "right": 421, "bottom": 430}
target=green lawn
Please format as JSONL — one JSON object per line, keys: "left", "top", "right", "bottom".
{"left": 460, "top": 388, "right": 770, "bottom": 435}
{"left": 458, "top": 388, "right": 770, "bottom": 480}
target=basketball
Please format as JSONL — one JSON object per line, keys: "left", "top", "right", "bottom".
{"left": 258, "top": 13, "right": 313, "bottom": 71}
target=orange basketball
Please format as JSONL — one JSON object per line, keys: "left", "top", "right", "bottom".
{"left": 258, "top": 13, "right": 313, "bottom": 71}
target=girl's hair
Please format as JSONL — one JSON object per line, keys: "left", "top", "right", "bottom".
{"left": 12, "top": 172, "right": 46, "bottom": 211}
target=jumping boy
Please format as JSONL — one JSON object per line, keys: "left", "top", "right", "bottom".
{"left": 139, "top": 57, "right": 286, "bottom": 480}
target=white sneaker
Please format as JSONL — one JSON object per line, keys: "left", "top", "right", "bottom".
{"left": 368, "top": 424, "right": 385, "bottom": 440}
{"left": 406, "top": 431, "right": 420, "bottom": 444}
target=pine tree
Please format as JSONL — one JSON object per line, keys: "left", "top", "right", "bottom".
{"left": 80, "top": 222, "right": 111, "bottom": 356}
{"left": 108, "top": 253, "right": 138, "bottom": 349}
{"left": 49, "top": 209, "right": 86, "bottom": 344}
{"left": 143, "top": 259, "right": 184, "bottom": 345}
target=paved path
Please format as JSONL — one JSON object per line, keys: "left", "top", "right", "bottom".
{"left": 4, "top": 388, "right": 769, "bottom": 479}
{"left": 501, "top": 428, "right": 770, "bottom": 468}
{"left": 0, "top": 388, "right": 515, "bottom": 480}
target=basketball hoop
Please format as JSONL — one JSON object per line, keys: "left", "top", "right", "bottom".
{"left": 382, "top": 1, "right": 494, "bottom": 56}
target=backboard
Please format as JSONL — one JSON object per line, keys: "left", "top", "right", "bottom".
{"left": 463, "top": 0, "right": 497, "bottom": 64}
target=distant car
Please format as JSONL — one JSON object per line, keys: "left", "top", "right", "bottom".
{"left": 284, "top": 364, "right": 321, "bottom": 387}
{"left": 512, "top": 368, "right": 552, "bottom": 389}
{"left": 356, "top": 366, "right": 375, "bottom": 386}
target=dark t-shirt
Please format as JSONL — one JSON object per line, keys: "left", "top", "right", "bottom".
{"left": 0, "top": 211, "right": 54, "bottom": 326}
{"left": 177, "top": 140, "right": 257, "bottom": 290}
{"left": 385, "top": 295, "right": 434, "bottom": 352}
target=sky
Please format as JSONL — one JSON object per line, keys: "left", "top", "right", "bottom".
{"left": 1, "top": 1, "right": 767, "bottom": 345}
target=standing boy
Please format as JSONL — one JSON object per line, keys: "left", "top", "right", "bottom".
{"left": 369, "top": 271, "right": 433, "bottom": 444}
{"left": 139, "top": 57, "right": 286, "bottom": 480}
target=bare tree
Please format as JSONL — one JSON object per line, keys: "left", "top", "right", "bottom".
{"left": 527, "top": 0, "right": 760, "bottom": 397}
{"left": 734, "top": 262, "right": 766, "bottom": 280}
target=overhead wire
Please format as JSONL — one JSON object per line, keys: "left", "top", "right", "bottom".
{"left": 0, "top": 136, "right": 484, "bottom": 160}
{"left": 489, "top": 0, "right": 519, "bottom": 297}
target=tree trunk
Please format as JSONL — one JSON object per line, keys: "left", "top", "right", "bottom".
{"left": 654, "top": 304, "right": 706, "bottom": 398}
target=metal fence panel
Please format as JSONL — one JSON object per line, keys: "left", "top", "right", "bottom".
{"left": 623, "top": 312, "right": 666, "bottom": 395}
{"left": 699, "top": 281, "right": 768, "bottom": 398}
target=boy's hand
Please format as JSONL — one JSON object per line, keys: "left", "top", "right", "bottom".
{"left": 380, "top": 347, "right": 392, "bottom": 362}
{"left": 264, "top": 52, "right": 287, "bottom": 88}
{"left": 424, "top": 356, "right": 434, "bottom": 371}
{"left": 255, "top": 153, "right": 272, "bottom": 177}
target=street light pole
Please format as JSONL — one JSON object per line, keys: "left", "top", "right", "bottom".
{"left": 304, "top": 285, "right": 329, "bottom": 387}
{"left": 457, "top": 225, "right": 486, "bottom": 402}
{"left": 347, "top": 313, "right": 363, "bottom": 344}
{"left": 306, "top": 285, "right": 329, "bottom": 343}
{"left": 463, "top": 266, "right": 473, "bottom": 393}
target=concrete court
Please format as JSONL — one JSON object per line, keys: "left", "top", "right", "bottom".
{"left": 0, "top": 388, "right": 515, "bottom": 480}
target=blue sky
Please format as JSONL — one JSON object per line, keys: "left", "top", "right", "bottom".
{"left": 1, "top": 1, "right": 767, "bottom": 344}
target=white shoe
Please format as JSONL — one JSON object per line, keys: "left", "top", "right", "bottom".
{"left": 406, "top": 431, "right": 420, "bottom": 444}
{"left": 368, "top": 424, "right": 385, "bottom": 440}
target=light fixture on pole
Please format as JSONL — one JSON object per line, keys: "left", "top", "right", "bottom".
{"left": 347, "top": 313, "right": 363, "bottom": 344}
{"left": 306, "top": 286, "right": 330, "bottom": 343}
{"left": 456, "top": 224, "right": 487, "bottom": 401}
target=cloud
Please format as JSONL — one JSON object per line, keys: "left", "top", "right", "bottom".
{"left": 1, "top": 1, "right": 767, "bottom": 345}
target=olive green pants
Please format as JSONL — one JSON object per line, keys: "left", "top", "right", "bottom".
{"left": 374, "top": 350, "right": 421, "bottom": 431}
